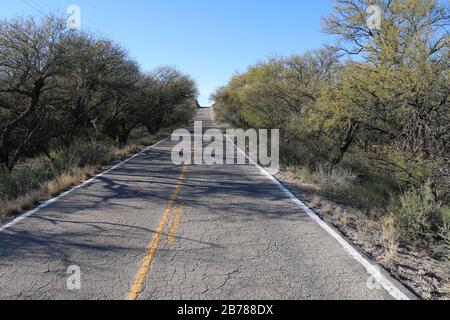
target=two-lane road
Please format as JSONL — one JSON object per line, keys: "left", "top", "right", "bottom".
{"left": 0, "top": 109, "right": 413, "bottom": 300}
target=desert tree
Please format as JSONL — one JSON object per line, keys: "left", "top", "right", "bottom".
{"left": 0, "top": 15, "right": 74, "bottom": 171}
{"left": 141, "top": 66, "right": 198, "bottom": 135}
{"left": 321, "top": 0, "right": 450, "bottom": 171}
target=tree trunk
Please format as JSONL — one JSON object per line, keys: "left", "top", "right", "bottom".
{"left": 0, "top": 78, "right": 45, "bottom": 170}
{"left": 332, "top": 121, "right": 360, "bottom": 165}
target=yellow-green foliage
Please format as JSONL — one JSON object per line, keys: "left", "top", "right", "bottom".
{"left": 213, "top": 0, "right": 450, "bottom": 249}
{"left": 392, "top": 182, "right": 448, "bottom": 249}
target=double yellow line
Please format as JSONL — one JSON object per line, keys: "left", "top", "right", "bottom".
{"left": 127, "top": 165, "right": 187, "bottom": 300}
{"left": 167, "top": 203, "right": 184, "bottom": 245}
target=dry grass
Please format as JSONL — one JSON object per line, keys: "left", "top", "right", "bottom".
{"left": 113, "top": 145, "right": 141, "bottom": 160}
{"left": 355, "top": 220, "right": 371, "bottom": 246}
{"left": 0, "top": 165, "right": 99, "bottom": 221}
{"left": 381, "top": 216, "right": 396, "bottom": 242}
{"left": 0, "top": 192, "right": 39, "bottom": 217}
{"left": 308, "top": 195, "right": 321, "bottom": 208}
{"left": 0, "top": 141, "right": 148, "bottom": 221}
{"left": 379, "top": 216, "right": 399, "bottom": 262}
{"left": 383, "top": 240, "right": 399, "bottom": 263}
{"left": 321, "top": 201, "right": 335, "bottom": 215}
{"left": 278, "top": 168, "right": 450, "bottom": 300}
{"left": 43, "top": 166, "right": 98, "bottom": 196}
{"left": 334, "top": 206, "right": 349, "bottom": 227}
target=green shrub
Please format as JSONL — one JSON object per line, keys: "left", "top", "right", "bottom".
{"left": 442, "top": 207, "right": 450, "bottom": 227}
{"left": 291, "top": 164, "right": 356, "bottom": 188}
{"left": 50, "top": 148, "right": 82, "bottom": 175}
{"left": 75, "top": 141, "right": 113, "bottom": 167}
{"left": 0, "top": 157, "right": 56, "bottom": 201}
{"left": 392, "top": 182, "right": 448, "bottom": 249}
{"left": 440, "top": 207, "right": 450, "bottom": 246}
{"left": 333, "top": 179, "right": 393, "bottom": 211}
{"left": 291, "top": 164, "right": 391, "bottom": 210}
{"left": 316, "top": 165, "right": 357, "bottom": 191}
{"left": 0, "top": 141, "right": 114, "bottom": 202}
{"left": 50, "top": 141, "right": 113, "bottom": 174}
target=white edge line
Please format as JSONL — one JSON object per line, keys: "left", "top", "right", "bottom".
{"left": 0, "top": 138, "right": 168, "bottom": 233}
{"left": 222, "top": 133, "right": 410, "bottom": 301}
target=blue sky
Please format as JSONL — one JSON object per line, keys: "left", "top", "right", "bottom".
{"left": 0, "top": 0, "right": 333, "bottom": 106}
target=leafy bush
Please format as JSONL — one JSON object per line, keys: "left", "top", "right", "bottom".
{"left": 442, "top": 207, "right": 450, "bottom": 227}
{"left": 292, "top": 163, "right": 393, "bottom": 211}
{"left": 0, "top": 141, "right": 114, "bottom": 202}
{"left": 0, "top": 158, "right": 56, "bottom": 201}
{"left": 392, "top": 182, "right": 448, "bottom": 249}
{"left": 74, "top": 141, "right": 113, "bottom": 167}
{"left": 50, "top": 141, "right": 114, "bottom": 174}
{"left": 316, "top": 165, "right": 357, "bottom": 191}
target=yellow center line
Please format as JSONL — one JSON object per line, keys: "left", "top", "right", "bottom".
{"left": 167, "top": 203, "right": 184, "bottom": 245}
{"left": 127, "top": 165, "right": 187, "bottom": 301}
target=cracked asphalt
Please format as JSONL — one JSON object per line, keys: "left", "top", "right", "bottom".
{"left": 0, "top": 109, "right": 412, "bottom": 300}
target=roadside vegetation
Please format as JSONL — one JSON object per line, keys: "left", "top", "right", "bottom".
{"left": 0, "top": 15, "right": 198, "bottom": 219}
{"left": 213, "top": 0, "right": 449, "bottom": 298}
